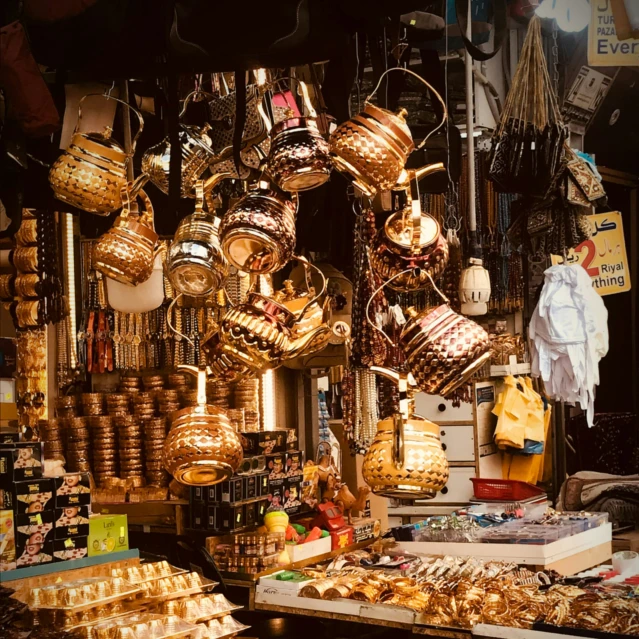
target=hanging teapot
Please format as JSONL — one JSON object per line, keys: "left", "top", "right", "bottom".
{"left": 163, "top": 365, "right": 243, "bottom": 485}
{"left": 400, "top": 281, "right": 491, "bottom": 396}
{"left": 167, "top": 180, "right": 229, "bottom": 296}
{"left": 370, "top": 165, "right": 450, "bottom": 292}
{"left": 203, "top": 257, "right": 331, "bottom": 382}
{"left": 218, "top": 180, "right": 297, "bottom": 274}
{"left": 49, "top": 94, "right": 147, "bottom": 215}
{"left": 329, "top": 68, "right": 448, "bottom": 197}
{"left": 266, "top": 78, "right": 332, "bottom": 192}
{"left": 141, "top": 92, "right": 224, "bottom": 198}
{"left": 93, "top": 185, "right": 158, "bottom": 286}
{"left": 361, "top": 366, "right": 449, "bottom": 499}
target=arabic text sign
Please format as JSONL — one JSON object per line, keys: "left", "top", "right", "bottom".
{"left": 589, "top": 0, "right": 639, "bottom": 66}
{"left": 551, "top": 212, "right": 631, "bottom": 296}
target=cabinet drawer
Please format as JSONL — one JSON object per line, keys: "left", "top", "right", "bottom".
{"left": 414, "top": 393, "right": 473, "bottom": 422}
{"left": 439, "top": 425, "right": 475, "bottom": 462}
{"left": 419, "top": 467, "right": 475, "bottom": 504}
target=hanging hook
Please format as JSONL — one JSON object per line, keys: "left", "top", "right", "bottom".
{"left": 105, "top": 81, "right": 116, "bottom": 100}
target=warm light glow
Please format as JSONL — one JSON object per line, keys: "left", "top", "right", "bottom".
{"left": 536, "top": 0, "right": 590, "bottom": 32}
{"left": 62, "top": 213, "right": 77, "bottom": 370}
{"left": 260, "top": 369, "right": 276, "bottom": 431}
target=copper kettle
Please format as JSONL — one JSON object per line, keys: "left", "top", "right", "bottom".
{"left": 361, "top": 366, "right": 449, "bottom": 499}
{"left": 203, "top": 257, "right": 331, "bottom": 382}
{"left": 369, "top": 165, "right": 450, "bottom": 292}
{"left": 163, "top": 365, "right": 243, "bottom": 486}
{"left": 329, "top": 68, "right": 448, "bottom": 197}
{"left": 49, "top": 94, "right": 147, "bottom": 215}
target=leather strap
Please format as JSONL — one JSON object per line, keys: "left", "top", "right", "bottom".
{"left": 455, "top": 0, "right": 507, "bottom": 62}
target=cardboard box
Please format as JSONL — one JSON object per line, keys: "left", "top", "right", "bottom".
{"left": 283, "top": 478, "right": 302, "bottom": 515}
{"left": 54, "top": 506, "right": 90, "bottom": 539}
{"left": 285, "top": 451, "right": 304, "bottom": 478}
{"left": 613, "top": 528, "right": 639, "bottom": 553}
{"left": 213, "top": 478, "right": 243, "bottom": 504}
{"left": 285, "top": 536, "right": 331, "bottom": 563}
{"left": 0, "top": 509, "right": 15, "bottom": 572}
{"left": 257, "top": 471, "right": 269, "bottom": 497}
{"left": 16, "top": 536, "right": 54, "bottom": 567}
{"left": 244, "top": 475, "right": 257, "bottom": 500}
{"left": 191, "top": 486, "right": 206, "bottom": 503}
{"left": 240, "top": 430, "right": 287, "bottom": 455}
{"left": 190, "top": 502, "right": 207, "bottom": 530}
{"left": 256, "top": 498, "right": 269, "bottom": 523}
{"left": 266, "top": 453, "right": 287, "bottom": 481}
{"left": 15, "top": 510, "right": 54, "bottom": 541}
{"left": 0, "top": 431, "right": 20, "bottom": 445}
{"left": 0, "top": 442, "right": 43, "bottom": 485}
{"left": 244, "top": 502, "right": 257, "bottom": 527}
{"left": 351, "top": 518, "right": 381, "bottom": 543}
{"left": 54, "top": 473, "right": 91, "bottom": 508}
{"left": 53, "top": 536, "right": 88, "bottom": 562}
{"left": 9, "top": 478, "right": 54, "bottom": 514}
{"left": 88, "top": 514, "right": 128, "bottom": 557}
{"left": 267, "top": 483, "right": 284, "bottom": 510}
{"left": 330, "top": 526, "right": 353, "bottom": 551}
{"left": 212, "top": 504, "right": 245, "bottom": 532}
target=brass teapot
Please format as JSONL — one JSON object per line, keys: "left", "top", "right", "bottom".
{"left": 163, "top": 365, "right": 243, "bottom": 486}
{"left": 49, "top": 94, "right": 147, "bottom": 215}
{"left": 167, "top": 180, "right": 229, "bottom": 296}
{"left": 369, "top": 165, "right": 449, "bottom": 292}
{"left": 93, "top": 185, "right": 158, "bottom": 286}
{"left": 361, "top": 367, "right": 449, "bottom": 499}
{"left": 203, "top": 258, "right": 332, "bottom": 382}
{"left": 329, "top": 68, "right": 448, "bottom": 197}
{"left": 218, "top": 180, "right": 297, "bottom": 274}
{"left": 141, "top": 92, "right": 223, "bottom": 197}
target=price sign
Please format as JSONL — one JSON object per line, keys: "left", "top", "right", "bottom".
{"left": 551, "top": 211, "right": 631, "bottom": 296}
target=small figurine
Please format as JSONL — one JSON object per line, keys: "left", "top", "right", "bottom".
{"left": 334, "top": 485, "right": 370, "bottom": 524}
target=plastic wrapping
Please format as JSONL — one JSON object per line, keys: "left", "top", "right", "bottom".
{"left": 90, "top": 613, "right": 198, "bottom": 639}
{"left": 138, "top": 572, "right": 217, "bottom": 602}
{"left": 194, "top": 615, "right": 250, "bottom": 639}
{"left": 154, "top": 594, "right": 241, "bottom": 623}
{"left": 111, "top": 561, "right": 186, "bottom": 584}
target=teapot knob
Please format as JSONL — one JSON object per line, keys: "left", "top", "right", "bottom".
{"left": 406, "top": 306, "right": 419, "bottom": 319}
{"left": 103, "top": 125, "right": 113, "bottom": 139}
{"left": 397, "top": 108, "right": 408, "bottom": 120}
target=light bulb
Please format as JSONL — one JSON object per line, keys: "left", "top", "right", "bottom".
{"left": 536, "top": 0, "right": 591, "bottom": 32}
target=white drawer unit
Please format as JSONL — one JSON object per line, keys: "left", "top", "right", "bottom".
{"left": 418, "top": 466, "right": 476, "bottom": 504}
{"left": 439, "top": 424, "right": 475, "bottom": 462}
{"left": 414, "top": 392, "right": 473, "bottom": 422}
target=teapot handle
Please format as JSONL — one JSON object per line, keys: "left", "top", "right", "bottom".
{"left": 270, "top": 77, "right": 317, "bottom": 119}
{"left": 179, "top": 89, "right": 216, "bottom": 119}
{"left": 176, "top": 364, "right": 210, "bottom": 407}
{"left": 392, "top": 413, "right": 405, "bottom": 470}
{"left": 293, "top": 255, "right": 327, "bottom": 321}
{"left": 120, "top": 183, "right": 155, "bottom": 232}
{"left": 76, "top": 93, "right": 145, "bottom": 153}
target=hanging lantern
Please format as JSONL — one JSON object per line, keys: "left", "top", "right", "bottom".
{"left": 459, "top": 257, "right": 491, "bottom": 316}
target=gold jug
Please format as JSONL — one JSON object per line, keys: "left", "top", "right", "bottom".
{"left": 361, "top": 367, "right": 449, "bottom": 499}
{"left": 218, "top": 180, "right": 297, "bottom": 274}
{"left": 93, "top": 185, "right": 158, "bottom": 286}
{"left": 329, "top": 68, "right": 448, "bottom": 197}
{"left": 167, "top": 180, "right": 229, "bottom": 296}
{"left": 369, "top": 165, "right": 449, "bottom": 292}
{"left": 49, "top": 94, "right": 147, "bottom": 215}
{"left": 203, "top": 257, "right": 331, "bottom": 382}
{"left": 163, "top": 366, "right": 243, "bottom": 486}
{"left": 267, "top": 79, "right": 331, "bottom": 192}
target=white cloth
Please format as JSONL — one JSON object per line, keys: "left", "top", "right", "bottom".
{"left": 529, "top": 264, "right": 608, "bottom": 427}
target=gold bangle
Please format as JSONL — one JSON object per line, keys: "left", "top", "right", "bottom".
{"left": 15, "top": 274, "right": 40, "bottom": 298}
{"left": 12, "top": 247, "right": 38, "bottom": 273}
{"left": 15, "top": 219, "right": 38, "bottom": 246}
{"left": 16, "top": 301, "right": 39, "bottom": 327}
{"left": 0, "top": 274, "right": 14, "bottom": 300}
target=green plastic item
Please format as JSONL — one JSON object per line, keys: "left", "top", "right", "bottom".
{"left": 320, "top": 530, "right": 330, "bottom": 538}
{"left": 292, "top": 523, "right": 306, "bottom": 535}
{"left": 276, "top": 571, "right": 296, "bottom": 581}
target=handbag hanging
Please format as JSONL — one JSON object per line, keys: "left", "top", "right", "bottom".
{"left": 488, "top": 16, "right": 568, "bottom": 196}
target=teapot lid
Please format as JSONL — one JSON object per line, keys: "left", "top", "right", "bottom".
{"left": 181, "top": 122, "right": 214, "bottom": 155}
{"left": 363, "top": 103, "right": 414, "bottom": 152}
{"left": 76, "top": 127, "right": 127, "bottom": 161}
{"left": 273, "top": 280, "right": 315, "bottom": 315}
{"left": 384, "top": 210, "right": 440, "bottom": 253}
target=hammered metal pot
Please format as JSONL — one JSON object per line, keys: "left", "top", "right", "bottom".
{"left": 362, "top": 414, "right": 449, "bottom": 499}
{"left": 93, "top": 186, "right": 158, "bottom": 286}
{"left": 167, "top": 181, "right": 229, "bottom": 296}
{"left": 49, "top": 94, "right": 146, "bottom": 215}
{"left": 400, "top": 305, "right": 491, "bottom": 397}
{"left": 218, "top": 182, "right": 297, "bottom": 274}
{"left": 163, "top": 366, "right": 243, "bottom": 486}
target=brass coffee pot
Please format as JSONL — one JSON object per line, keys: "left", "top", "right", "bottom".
{"left": 141, "top": 92, "right": 223, "bottom": 197}
{"left": 92, "top": 185, "right": 158, "bottom": 286}
{"left": 369, "top": 165, "right": 449, "bottom": 292}
{"left": 203, "top": 258, "right": 331, "bottom": 382}
{"left": 49, "top": 94, "right": 147, "bottom": 215}
{"left": 218, "top": 180, "right": 297, "bottom": 274}
{"left": 163, "top": 365, "right": 243, "bottom": 486}
{"left": 361, "top": 366, "right": 449, "bottom": 499}
{"left": 167, "top": 180, "right": 229, "bottom": 296}
{"left": 329, "top": 68, "right": 448, "bottom": 197}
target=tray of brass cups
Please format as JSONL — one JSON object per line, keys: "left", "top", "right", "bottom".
{"left": 194, "top": 615, "right": 250, "bottom": 639}
{"left": 138, "top": 572, "right": 217, "bottom": 603}
{"left": 89, "top": 613, "right": 199, "bottom": 639}
{"left": 111, "top": 561, "right": 187, "bottom": 585}
{"left": 155, "top": 594, "right": 242, "bottom": 624}
{"left": 28, "top": 577, "right": 141, "bottom": 630}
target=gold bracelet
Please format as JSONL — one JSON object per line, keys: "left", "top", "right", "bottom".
{"left": 12, "top": 247, "right": 38, "bottom": 273}
{"left": 16, "top": 300, "right": 40, "bottom": 327}
{"left": 0, "top": 274, "right": 15, "bottom": 300}
{"left": 15, "top": 219, "right": 38, "bottom": 246}
{"left": 15, "top": 274, "right": 40, "bottom": 298}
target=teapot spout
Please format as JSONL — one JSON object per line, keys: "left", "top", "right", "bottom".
{"left": 286, "top": 324, "right": 333, "bottom": 361}
{"left": 394, "top": 162, "right": 446, "bottom": 189}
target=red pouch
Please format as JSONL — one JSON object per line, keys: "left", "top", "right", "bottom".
{"left": 0, "top": 21, "right": 60, "bottom": 138}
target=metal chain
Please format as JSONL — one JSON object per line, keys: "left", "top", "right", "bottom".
{"left": 551, "top": 20, "right": 560, "bottom": 100}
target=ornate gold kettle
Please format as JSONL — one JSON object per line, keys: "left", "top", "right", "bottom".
{"left": 329, "top": 68, "right": 448, "bottom": 197}
{"left": 203, "top": 257, "right": 331, "bottom": 382}
{"left": 163, "top": 365, "right": 243, "bottom": 486}
{"left": 167, "top": 179, "right": 229, "bottom": 296}
{"left": 369, "top": 165, "right": 449, "bottom": 292}
{"left": 361, "top": 366, "right": 449, "bottom": 499}
{"left": 49, "top": 94, "right": 147, "bottom": 215}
